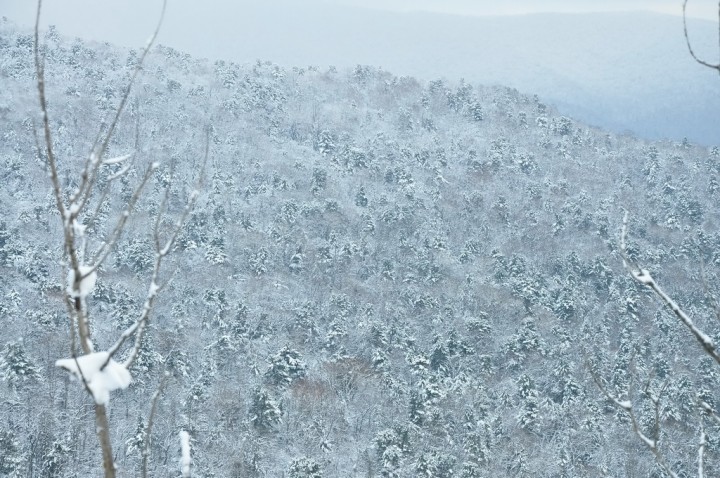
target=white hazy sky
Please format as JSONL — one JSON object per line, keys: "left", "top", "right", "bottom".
{"left": 5, "top": 0, "right": 717, "bottom": 21}
{"left": 334, "top": 0, "right": 714, "bottom": 18}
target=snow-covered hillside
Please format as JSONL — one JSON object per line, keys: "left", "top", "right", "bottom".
{"left": 3, "top": 17, "right": 720, "bottom": 475}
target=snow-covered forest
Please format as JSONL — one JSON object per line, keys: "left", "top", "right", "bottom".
{"left": 2, "top": 12, "right": 720, "bottom": 477}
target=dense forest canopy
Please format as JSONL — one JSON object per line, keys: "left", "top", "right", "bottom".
{"left": 1, "top": 15, "right": 720, "bottom": 477}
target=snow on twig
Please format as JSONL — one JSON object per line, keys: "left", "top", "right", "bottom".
{"left": 67, "top": 265, "right": 97, "bottom": 299}
{"left": 56, "top": 352, "right": 131, "bottom": 405}
{"left": 587, "top": 358, "right": 678, "bottom": 477}
{"left": 622, "top": 212, "right": 720, "bottom": 365}
{"left": 102, "top": 152, "right": 133, "bottom": 165}
{"left": 180, "top": 430, "right": 191, "bottom": 477}
{"left": 699, "top": 424, "right": 707, "bottom": 478}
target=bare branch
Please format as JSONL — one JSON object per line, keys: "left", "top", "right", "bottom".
{"left": 698, "top": 422, "right": 707, "bottom": 478}
{"left": 622, "top": 213, "right": 720, "bottom": 365}
{"left": 587, "top": 359, "right": 678, "bottom": 478}
{"left": 93, "top": 0, "right": 167, "bottom": 162}
{"left": 90, "top": 161, "right": 158, "bottom": 270}
{"left": 33, "top": 0, "right": 66, "bottom": 224}
{"left": 36, "top": 0, "right": 93, "bottom": 356}
{"left": 121, "top": 190, "right": 205, "bottom": 368}
{"left": 104, "top": 137, "right": 208, "bottom": 370}
{"left": 142, "top": 372, "right": 170, "bottom": 478}
{"left": 683, "top": 0, "right": 720, "bottom": 73}
{"left": 37, "top": 1, "right": 174, "bottom": 476}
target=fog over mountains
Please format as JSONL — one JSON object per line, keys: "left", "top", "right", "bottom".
{"left": 5, "top": 1, "right": 720, "bottom": 145}
{"left": 162, "top": 6, "right": 720, "bottom": 145}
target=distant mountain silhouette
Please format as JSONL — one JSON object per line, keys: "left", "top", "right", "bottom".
{"left": 175, "top": 6, "right": 720, "bottom": 144}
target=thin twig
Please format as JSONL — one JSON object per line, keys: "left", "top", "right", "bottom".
{"left": 698, "top": 421, "right": 707, "bottom": 478}
{"left": 90, "top": 161, "right": 157, "bottom": 270}
{"left": 141, "top": 372, "right": 170, "bottom": 478}
{"left": 683, "top": 0, "right": 720, "bottom": 73}
{"left": 33, "top": 0, "right": 65, "bottom": 224}
{"left": 622, "top": 212, "right": 720, "bottom": 365}
{"left": 588, "top": 364, "right": 678, "bottom": 478}
{"left": 36, "top": 0, "right": 92, "bottom": 355}
{"left": 103, "top": 136, "right": 208, "bottom": 370}
{"left": 94, "top": 0, "right": 167, "bottom": 162}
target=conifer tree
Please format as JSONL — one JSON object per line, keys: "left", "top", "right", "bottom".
{"left": 0, "top": 341, "right": 41, "bottom": 387}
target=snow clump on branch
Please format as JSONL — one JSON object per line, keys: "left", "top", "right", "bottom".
{"left": 67, "top": 265, "right": 97, "bottom": 298}
{"left": 56, "top": 352, "right": 131, "bottom": 405}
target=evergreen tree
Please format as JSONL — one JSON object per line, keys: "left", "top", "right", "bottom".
{"left": 249, "top": 387, "right": 282, "bottom": 432}
{"left": 125, "top": 416, "right": 146, "bottom": 458}
{"left": 41, "top": 438, "right": 70, "bottom": 478}
{"left": 355, "top": 186, "right": 368, "bottom": 207}
{"left": 0, "top": 429, "right": 25, "bottom": 477}
{"left": 288, "top": 457, "right": 323, "bottom": 478}
{"left": 517, "top": 374, "right": 540, "bottom": 431}
{"left": 0, "top": 341, "right": 40, "bottom": 387}
{"left": 266, "top": 346, "right": 307, "bottom": 386}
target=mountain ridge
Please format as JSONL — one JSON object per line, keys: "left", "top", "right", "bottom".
{"left": 4, "top": 2, "right": 720, "bottom": 143}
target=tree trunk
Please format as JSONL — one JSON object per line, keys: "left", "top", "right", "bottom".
{"left": 95, "top": 404, "right": 116, "bottom": 478}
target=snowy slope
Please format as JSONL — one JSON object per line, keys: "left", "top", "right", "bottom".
{"left": 3, "top": 17, "right": 720, "bottom": 476}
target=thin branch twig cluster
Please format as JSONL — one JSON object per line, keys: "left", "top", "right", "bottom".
{"left": 603, "top": 212, "right": 720, "bottom": 477}
{"left": 33, "top": 0, "right": 203, "bottom": 476}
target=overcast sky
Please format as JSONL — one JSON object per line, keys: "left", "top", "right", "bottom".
{"left": 333, "top": 0, "right": 713, "bottom": 18}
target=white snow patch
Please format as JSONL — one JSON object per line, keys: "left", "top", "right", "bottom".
{"left": 149, "top": 281, "right": 160, "bottom": 296}
{"left": 72, "top": 220, "right": 87, "bottom": 238}
{"left": 633, "top": 269, "right": 655, "bottom": 285}
{"left": 67, "top": 265, "right": 97, "bottom": 298}
{"left": 697, "top": 329, "right": 715, "bottom": 347}
{"left": 56, "top": 352, "right": 131, "bottom": 405}
{"left": 69, "top": 202, "right": 81, "bottom": 217}
{"left": 180, "top": 430, "right": 191, "bottom": 477}
{"left": 107, "top": 163, "right": 131, "bottom": 181}
{"left": 103, "top": 153, "right": 132, "bottom": 165}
